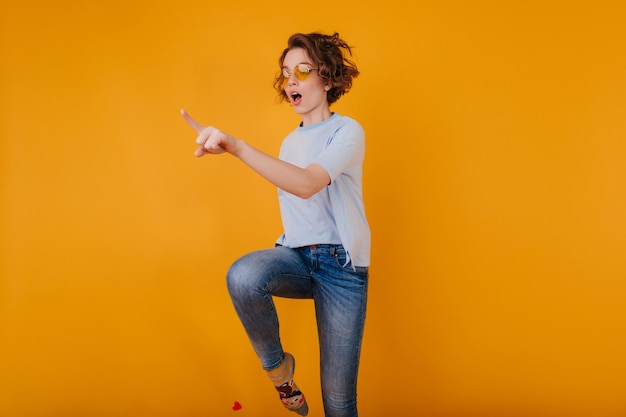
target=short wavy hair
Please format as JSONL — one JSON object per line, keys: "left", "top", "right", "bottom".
{"left": 273, "top": 32, "right": 359, "bottom": 105}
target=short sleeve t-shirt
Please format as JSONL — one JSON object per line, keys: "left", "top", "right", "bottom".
{"left": 275, "top": 112, "right": 370, "bottom": 267}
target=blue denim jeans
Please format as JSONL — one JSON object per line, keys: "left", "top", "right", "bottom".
{"left": 226, "top": 244, "right": 369, "bottom": 417}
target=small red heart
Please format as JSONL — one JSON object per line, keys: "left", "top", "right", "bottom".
{"left": 232, "top": 401, "right": 242, "bottom": 411}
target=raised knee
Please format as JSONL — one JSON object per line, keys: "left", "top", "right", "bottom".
{"left": 226, "top": 259, "right": 244, "bottom": 292}
{"left": 226, "top": 256, "right": 258, "bottom": 296}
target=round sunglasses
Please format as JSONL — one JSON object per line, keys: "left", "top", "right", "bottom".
{"left": 277, "top": 64, "right": 318, "bottom": 88}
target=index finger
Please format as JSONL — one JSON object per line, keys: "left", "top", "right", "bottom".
{"left": 180, "top": 109, "right": 204, "bottom": 133}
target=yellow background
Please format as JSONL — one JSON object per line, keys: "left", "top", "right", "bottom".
{"left": 2, "top": 1, "right": 625, "bottom": 416}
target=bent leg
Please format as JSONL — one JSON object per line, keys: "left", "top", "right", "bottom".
{"left": 226, "top": 245, "right": 313, "bottom": 369}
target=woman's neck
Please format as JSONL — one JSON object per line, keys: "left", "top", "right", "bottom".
{"left": 300, "top": 107, "right": 332, "bottom": 127}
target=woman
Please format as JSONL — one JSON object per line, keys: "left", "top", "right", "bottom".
{"left": 182, "top": 32, "right": 370, "bottom": 417}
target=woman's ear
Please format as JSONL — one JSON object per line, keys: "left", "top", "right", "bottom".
{"left": 324, "top": 84, "right": 331, "bottom": 91}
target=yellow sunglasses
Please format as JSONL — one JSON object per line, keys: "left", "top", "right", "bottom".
{"left": 277, "top": 64, "right": 318, "bottom": 88}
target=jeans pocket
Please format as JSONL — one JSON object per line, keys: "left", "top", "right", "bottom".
{"left": 333, "top": 250, "right": 369, "bottom": 277}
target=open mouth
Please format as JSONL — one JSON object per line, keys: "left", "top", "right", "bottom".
{"left": 291, "top": 92, "right": 302, "bottom": 104}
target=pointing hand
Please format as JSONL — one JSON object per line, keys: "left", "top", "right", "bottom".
{"left": 181, "top": 109, "right": 239, "bottom": 157}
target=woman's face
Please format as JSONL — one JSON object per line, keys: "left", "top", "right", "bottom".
{"left": 281, "top": 47, "right": 331, "bottom": 126}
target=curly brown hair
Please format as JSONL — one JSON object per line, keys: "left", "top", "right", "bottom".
{"left": 273, "top": 32, "right": 360, "bottom": 105}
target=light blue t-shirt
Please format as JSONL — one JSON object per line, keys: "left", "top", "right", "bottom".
{"left": 275, "top": 113, "right": 371, "bottom": 267}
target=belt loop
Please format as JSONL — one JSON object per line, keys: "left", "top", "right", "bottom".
{"left": 330, "top": 246, "right": 336, "bottom": 257}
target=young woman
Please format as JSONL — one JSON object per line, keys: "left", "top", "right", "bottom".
{"left": 182, "top": 32, "right": 370, "bottom": 417}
